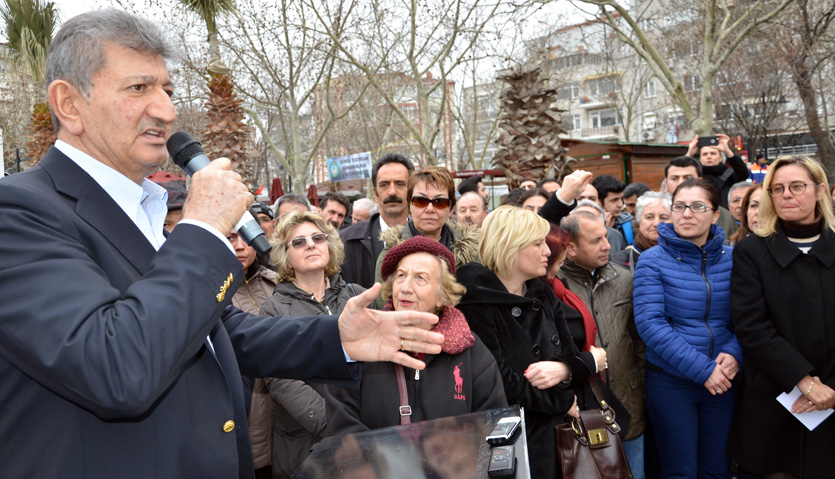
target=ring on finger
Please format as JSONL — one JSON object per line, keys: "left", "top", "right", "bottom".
{"left": 400, "top": 339, "right": 405, "bottom": 351}
{"left": 808, "top": 400, "right": 814, "bottom": 406}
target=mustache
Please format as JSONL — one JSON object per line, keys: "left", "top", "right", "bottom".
{"left": 141, "top": 119, "right": 169, "bottom": 133}
{"left": 383, "top": 196, "right": 403, "bottom": 204}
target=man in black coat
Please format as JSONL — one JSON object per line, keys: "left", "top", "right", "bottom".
{"left": 340, "top": 153, "right": 413, "bottom": 288}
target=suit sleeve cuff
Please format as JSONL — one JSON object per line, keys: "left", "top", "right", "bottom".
{"left": 179, "top": 219, "right": 234, "bottom": 254}
{"left": 343, "top": 345, "right": 356, "bottom": 363}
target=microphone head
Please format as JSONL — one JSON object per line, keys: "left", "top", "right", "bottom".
{"left": 167, "top": 131, "right": 205, "bottom": 168}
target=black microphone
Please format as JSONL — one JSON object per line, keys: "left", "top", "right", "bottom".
{"left": 166, "top": 131, "right": 272, "bottom": 255}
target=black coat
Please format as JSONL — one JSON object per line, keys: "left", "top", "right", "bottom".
{"left": 323, "top": 336, "right": 507, "bottom": 435}
{"left": 701, "top": 152, "right": 750, "bottom": 209}
{"left": 729, "top": 224, "right": 835, "bottom": 477}
{"left": 338, "top": 213, "right": 384, "bottom": 289}
{"left": 457, "top": 263, "right": 586, "bottom": 479}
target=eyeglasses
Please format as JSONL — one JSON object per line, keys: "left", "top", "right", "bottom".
{"left": 671, "top": 203, "right": 712, "bottom": 214}
{"left": 288, "top": 233, "right": 328, "bottom": 249}
{"left": 768, "top": 182, "right": 816, "bottom": 197}
{"left": 410, "top": 196, "right": 451, "bottom": 210}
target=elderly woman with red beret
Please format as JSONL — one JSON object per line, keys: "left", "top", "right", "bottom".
{"left": 323, "top": 236, "right": 506, "bottom": 435}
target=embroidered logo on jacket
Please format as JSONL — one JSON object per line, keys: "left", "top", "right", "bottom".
{"left": 453, "top": 363, "right": 466, "bottom": 400}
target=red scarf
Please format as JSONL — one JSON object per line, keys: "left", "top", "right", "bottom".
{"left": 548, "top": 278, "right": 597, "bottom": 352}
{"left": 383, "top": 302, "right": 475, "bottom": 359}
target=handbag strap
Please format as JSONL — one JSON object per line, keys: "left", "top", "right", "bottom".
{"left": 395, "top": 364, "right": 412, "bottom": 425}
{"left": 586, "top": 373, "right": 621, "bottom": 435}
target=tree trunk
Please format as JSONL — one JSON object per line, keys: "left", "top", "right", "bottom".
{"left": 791, "top": 55, "right": 835, "bottom": 180}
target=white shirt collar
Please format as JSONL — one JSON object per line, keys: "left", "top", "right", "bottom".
{"left": 378, "top": 214, "right": 391, "bottom": 233}
{"left": 54, "top": 140, "right": 168, "bottom": 250}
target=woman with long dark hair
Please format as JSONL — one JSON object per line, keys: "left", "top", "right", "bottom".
{"left": 634, "top": 178, "right": 741, "bottom": 478}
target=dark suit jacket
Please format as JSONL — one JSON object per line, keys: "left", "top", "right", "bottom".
{"left": 338, "top": 213, "right": 383, "bottom": 289}
{"left": 0, "top": 148, "right": 357, "bottom": 478}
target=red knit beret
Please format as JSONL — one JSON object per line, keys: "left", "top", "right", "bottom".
{"left": 380, "top": 236, "right": 456, "bottom": 280}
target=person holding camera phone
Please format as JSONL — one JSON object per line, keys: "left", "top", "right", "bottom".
{"left": 687, "top": 134, "right": 750, "bottom": 209}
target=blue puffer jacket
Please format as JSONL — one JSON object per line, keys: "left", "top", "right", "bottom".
{"left": 633, "top": 222, "right": 742, "bottom": 384}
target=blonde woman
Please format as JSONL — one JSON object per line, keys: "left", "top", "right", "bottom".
{"left": 456, "top": 206, "right": 584, "bottom": 479}
{"left": 730, "top": 156, "right": 835, "bottom": 478}
{"left": 260, "top": 211, "right": 364, "bottom": 479}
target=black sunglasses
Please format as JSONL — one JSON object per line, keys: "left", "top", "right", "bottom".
{"left": 410, "top": 196, "right": 451, "bottom": 210}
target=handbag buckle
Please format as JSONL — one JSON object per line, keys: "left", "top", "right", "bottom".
{"left": 588, "top": 427, "right": 609, "bottom": 446}
{"left": 399, "top": 405, "right": 412, "bottom": 417}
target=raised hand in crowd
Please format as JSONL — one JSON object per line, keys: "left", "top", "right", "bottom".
{"left": 557, "top": 169, "right": 594, "bottom": 203}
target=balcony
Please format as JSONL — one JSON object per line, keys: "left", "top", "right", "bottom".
{"left": 578, "top": 92, "right": 618, "bottom": 109}
{"left": 581, "top": 125, "right": 620, "bottom": 139}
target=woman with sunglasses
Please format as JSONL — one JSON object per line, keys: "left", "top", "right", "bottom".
{"left": 633, "top": 178, "right": 741, "bottom": 478}
{"left": 729, "top": 156, "right": 835, "bottom": 479}
{"left": 260, "top": 211, "right": 365, "bottom": 479}
{"left": 375, "top": 167, "right": 480, "bottom": 302}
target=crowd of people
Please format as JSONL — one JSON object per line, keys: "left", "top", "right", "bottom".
{"left": 2, "top": 8, "right": 833, "bottom": 479}
{"left": 172, "top": 140, "right": 833, "bottom": 479}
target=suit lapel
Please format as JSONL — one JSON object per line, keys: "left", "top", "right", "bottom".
{"left": 39, "top": 147, "right": 157, "bottom": 274}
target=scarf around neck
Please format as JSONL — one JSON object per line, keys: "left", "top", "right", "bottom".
{"left": 548, "top": 277, "right": 597, "bottom": 352}
{"left": 407, "top": 220, "right": 455, "bottom": 252}
{"left": 383, "top": 301, "right": 475, "bottom": 359}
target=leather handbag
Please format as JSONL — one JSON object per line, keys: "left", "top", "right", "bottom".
{"left": 555, "top": 376, "right": 633, "bottom": 479}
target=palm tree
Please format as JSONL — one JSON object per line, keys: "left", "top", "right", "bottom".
{"left": 179, "top": 0, "right": 233, "bottom": 76}
{"left": 493, "top": 63, "right": 571, "bottom": 188}
{"left": 178, "top": 0, "right": 254, "bottom": 183}
{"left": 1, "top": 0, "right": 58, "bottom": 165}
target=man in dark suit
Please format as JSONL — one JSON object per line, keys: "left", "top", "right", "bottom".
{"left": 0, "top": 10, "right": 442, "bottom": 479}
{"left": 339, "top": 153, "right": 413, "bottom": 288}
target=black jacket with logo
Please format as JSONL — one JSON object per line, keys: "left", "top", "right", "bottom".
{"left": 323, "top": 336, "right": 506, "bottom": 435}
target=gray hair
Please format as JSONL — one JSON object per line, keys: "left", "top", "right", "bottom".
{"left": 46, "top": 9, "right": 177, "bottom": 129}
{"left": 458, "top": 191, "right": 488, "bottom": 210}
{"left": 274, "top": 194, "right": 311, "bottom": 216}
{"left": 353, "top": 198, "right": 375, "bottom": 214}
{"left": 561, "top": 210, "right": 603, "bottom": 242}
{"left": 728, "top": 181, "right": 752, "bottom": 204}
{"left": 635, "top": 192, "right": 672, "bottom": 221}
{"left": 571, "top": 199, "right": 606, "bottom": 221}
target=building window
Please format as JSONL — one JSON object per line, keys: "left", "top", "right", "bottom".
{"left": 557, "top": 83, "right": 580, "bottom": 100}
{"left": 684, "top": 74, "right": 701, "bottom": 92}
{"left": 644, "top": 80, "right": 656, "bottom": 98}
{"left": 590, "top": 109, "right": 621, "bottom": 128}
{"left": 586, "top": 75, "right": 621, "bottom": 97}
{"left": 555, "top": 53, "right": 602, "bottom": 70}
{"left": 573, "top": 114, "right": 582, "bottom": 131}
{"left": 715, "top": 104, "right": 732, "bottom": 120}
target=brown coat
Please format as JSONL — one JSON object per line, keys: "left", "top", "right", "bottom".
{"left": 231, "top": 266, "right": 278, "bottom": 470}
